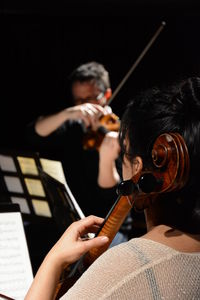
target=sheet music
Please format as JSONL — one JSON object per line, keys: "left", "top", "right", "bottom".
{"left": 17, "top": 157, "right": 38, "bottom": 176}
{"left": 0, "top": 155, "right": 16, "bottom": 173}
{"left": 4, "top": 176, "right": 23, "bottom": 194}
{"left": 40, "top": 158, "right": 67, "bottom": 185}
{"left": 0, "top": 212, "right": 33, "bottom": 300}
{"left": 11, "top": 197, "right": 31, "bottom": 215}
{"left": 31, "top": 199, "right": 52, "bottom": 217}
{"left": 39, "top": 158, "right": 85, "bottom": 217}
{"left": 24, "top": 178, "right": 45, "bottom": 197}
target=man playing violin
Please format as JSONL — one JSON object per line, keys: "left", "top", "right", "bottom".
{"left": 27, "top": 61, "right": 131, "bottom": 243}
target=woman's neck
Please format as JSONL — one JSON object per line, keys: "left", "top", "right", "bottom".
{"left": 143, "top": 224, "right": 200, "bottom": 253}
{"left": 143, "top": 206, "right": 200, "bottom": 253}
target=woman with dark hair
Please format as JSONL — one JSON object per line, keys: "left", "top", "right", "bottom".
{"left": 25, "top": 77, "right": 200, "bottom": 299}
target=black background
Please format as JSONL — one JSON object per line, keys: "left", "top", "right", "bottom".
{"left": 2, "top": 0, "right": 200, "bottom": 275}
{"left": 2, "top": 0, "right": 200, "bottom": 150}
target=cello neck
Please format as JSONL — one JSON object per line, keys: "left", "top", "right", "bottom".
{"left": 83, "top": 195, "right": 134, "bottom": 266}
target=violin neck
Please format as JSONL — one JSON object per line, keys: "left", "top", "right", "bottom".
{"left": 84, "top": 195, "right": 134, "bottom": 266}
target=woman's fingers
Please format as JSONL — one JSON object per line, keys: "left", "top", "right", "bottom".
{"left": 81, "top": 235, "right": 109, "bottom": 252}
{"left": 79, "top": 224, "right": 103, "bottom": 237}
{"left": 73, "top": 215, "right": 105, "bottom": 234}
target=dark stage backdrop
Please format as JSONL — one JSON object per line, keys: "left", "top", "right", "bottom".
{"left": 2, "top": 1, "right": 200, "bottom": 151}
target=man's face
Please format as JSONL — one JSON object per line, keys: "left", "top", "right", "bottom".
{"left": 71, "top": 80, "right": 104, "bottom": 106}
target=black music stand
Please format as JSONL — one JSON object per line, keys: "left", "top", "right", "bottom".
{"left": 0, "top": 149, "right": 85, "bottom": 273}
{"left": 0, "top": 149, "right": 84, "bottom": 231}
{"left": 39, "top": 168, "right": 83, "bottom": 232}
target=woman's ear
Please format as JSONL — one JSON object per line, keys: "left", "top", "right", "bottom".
{"left": 132, "top": 156, "right": 143, "bottom": 175}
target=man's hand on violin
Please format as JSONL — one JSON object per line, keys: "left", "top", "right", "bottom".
{"left": 65, "top": 103, "right": 112, "bottom": 130}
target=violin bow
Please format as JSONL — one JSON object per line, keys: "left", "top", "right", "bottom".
{"left": 107, "top": 21, "right": 166, "bottom": 106}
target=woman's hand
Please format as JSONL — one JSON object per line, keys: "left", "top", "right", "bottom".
{"left": 25, "top": 216, "right": 109, "bottom": 300}
{"left": 47, "top": 215, "right": 109, "bottom": 269}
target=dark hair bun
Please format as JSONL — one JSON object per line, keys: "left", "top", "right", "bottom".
{"left": 173, "top": 77, "right": 200, "bottom": 115}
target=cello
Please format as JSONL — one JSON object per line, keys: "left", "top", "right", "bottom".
{"left": 55, "top": 132, "right": 190, "bottom": 298}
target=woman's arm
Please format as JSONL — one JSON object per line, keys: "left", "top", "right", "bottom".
{"left": 25, "top": 216, "right": 109, "bottom": 300}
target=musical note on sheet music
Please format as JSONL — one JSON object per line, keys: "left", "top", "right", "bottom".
{"left": 0, "top": 212, "right": 33, "bottom": 300}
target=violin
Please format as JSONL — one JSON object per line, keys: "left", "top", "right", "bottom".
{"left": 82, "top": 112, "right": 120, "bottom": 150}
{"left": 82, "top": 21, "right": 166, "bottom": 150}
{"left": 55, "top": 132, "right": 190, "bottom": 299}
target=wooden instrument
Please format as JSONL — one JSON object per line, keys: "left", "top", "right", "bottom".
{"left": 82, "top": 113, "right": 120, "bottom": 150}
{"left": 55, "top": 132, "right": 190, "bottom": 299}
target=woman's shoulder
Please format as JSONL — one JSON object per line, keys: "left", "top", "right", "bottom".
{"left": 93, "top": 236, "right": 200, "bottom": 272}
{"left": 63, "top": 238, "right": 200, "bottom": 300}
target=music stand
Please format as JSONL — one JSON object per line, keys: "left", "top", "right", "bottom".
{"left": 39, "top": 168, "right": 84, "bottom": 232}
{"left": 0, "top": 149, "right": 84, "bottom": 231}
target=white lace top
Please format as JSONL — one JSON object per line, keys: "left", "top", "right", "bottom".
{"left": 61, "top": 238, "right": 200, "bottom": 299}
